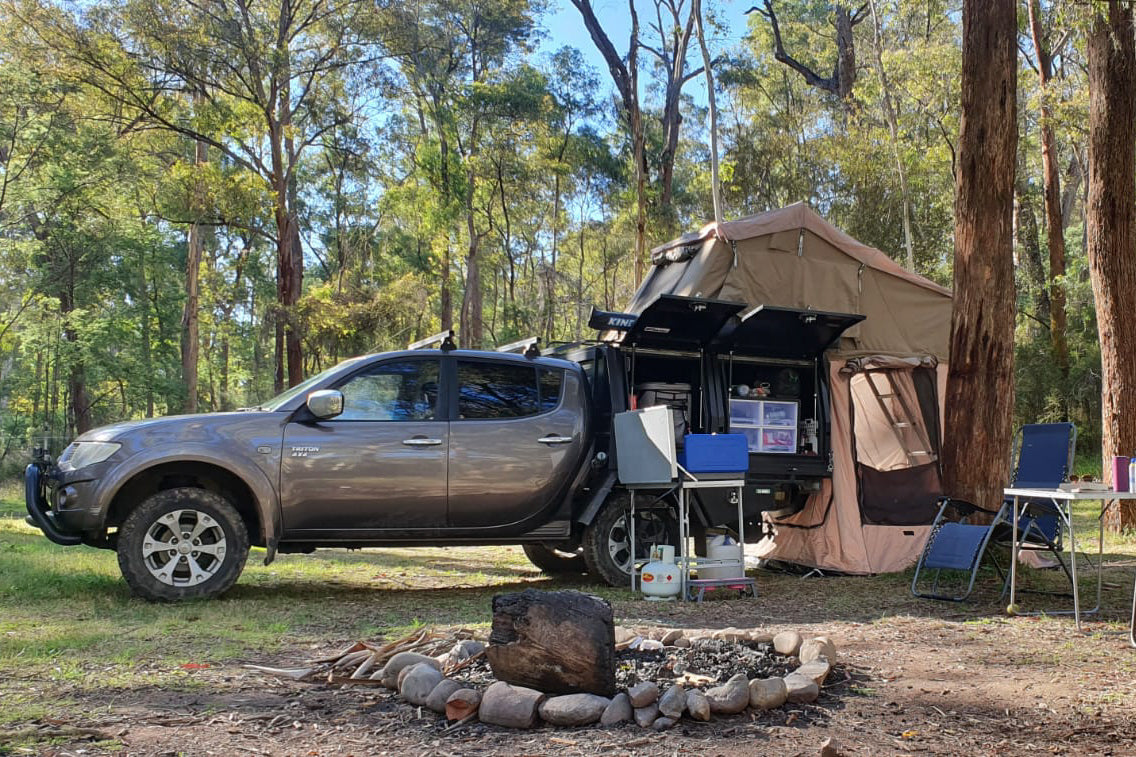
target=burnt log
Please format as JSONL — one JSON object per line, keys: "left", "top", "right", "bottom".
{"left": 486, "top": 589, "right": 616, "bottom": 696}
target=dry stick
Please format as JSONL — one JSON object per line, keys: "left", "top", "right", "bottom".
{"left": 351, "top": 651, "right": 380, "bottom": 679}
{"left": 332, "top": 650, "right": 373, "bottom": 670}
{"left": 313, "top": 641, "right": 367, "bottom": 664}
{"left": 325, "top": 675, "right": 388, "bottom": 687}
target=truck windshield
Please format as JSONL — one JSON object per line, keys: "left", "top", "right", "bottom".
{"left": 257, "top": 357, "right": 365, "bottom": 411}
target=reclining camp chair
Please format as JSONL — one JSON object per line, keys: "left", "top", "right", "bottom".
{"left": 911, "top": 423, "right": 1076, "bottom": 601}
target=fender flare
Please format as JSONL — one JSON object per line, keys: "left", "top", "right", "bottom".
{"left": 94, "top": 446, "right": 281, "bottom": 564}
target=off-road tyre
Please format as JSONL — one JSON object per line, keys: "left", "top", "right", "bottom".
{"left": 582, "top": 497, "right": 676, "bottom": 587}
{"left": 116, "top": 488, "right": 249, "bottom": 601}
{"left": 522, "top": 543, "right": 587, "bottom": 574}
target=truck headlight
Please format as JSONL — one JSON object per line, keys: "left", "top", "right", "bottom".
{"left": 65, "top": 442, "right": 121, "bottom": 470}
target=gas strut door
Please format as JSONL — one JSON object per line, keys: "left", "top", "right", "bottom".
{"left": 712, "top": 305, "right": 865, "bottom": 359}
{"left": 621, "top": 294, "right": 745, "bottom": 351}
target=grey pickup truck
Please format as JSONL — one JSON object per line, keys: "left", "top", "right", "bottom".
{"left": 25, "top": 295, "right": 861, "bottom": 600}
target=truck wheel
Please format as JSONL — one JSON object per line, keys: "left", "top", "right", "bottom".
{"left": 582, "top": 499, "right": 675, "bottom": 588}
{"left": 116, "top": 488, "right": 249, "bottom": 601}
{"left": 522, "top": 544, "right": 587, "bottom": 574}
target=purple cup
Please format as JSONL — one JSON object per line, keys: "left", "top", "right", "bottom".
{"left": 1112, "top": 456, "right": 1129, "bottom": 492}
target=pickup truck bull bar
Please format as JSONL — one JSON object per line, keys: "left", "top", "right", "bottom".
{"left": 24, "top": 462, "right": 82, "bottom": 546}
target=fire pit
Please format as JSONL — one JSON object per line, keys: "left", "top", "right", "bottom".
{"left": 250, "top": 623, "right": 840, "bottom": 732}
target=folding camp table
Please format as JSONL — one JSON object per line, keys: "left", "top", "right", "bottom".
{"left": 1005, "top": 487, "right": 1136, "bottom": 633}
{"left": 629, "top": 477, "right": 753, "bottom": 601}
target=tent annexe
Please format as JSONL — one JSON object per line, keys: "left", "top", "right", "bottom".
{"left": 626, "top": 203, "right": 953, "bottom": 574}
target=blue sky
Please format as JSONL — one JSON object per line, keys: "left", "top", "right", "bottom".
{"left": 538, "top": 0, "right": 753, "bottom": 107}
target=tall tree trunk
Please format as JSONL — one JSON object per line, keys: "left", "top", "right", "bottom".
{"left": 59, "top": 285, "right": 91, "bottom": 435}
{"left": 1014, "top": 178, "right": 1050, "bottom": 328}
{"left": 547, "top": 171, "right": 561, "bottom": 340}
{"left": 140, "top": 244, "right": 155, "bottom": 418}
{"left": 461, "top": 160, "right": 483, "bottom": 347}
{"left": 834, "top": 5, "right": 857, "bottom": 99}
{"left": 181, "top": 133, "right": 207, "bottom": 412}
{"left": 628, "top": 1, "right": 647, "bottom": 285}
{"left": 31, "top": 350, "right": 42, "bottom": 429}
{"left": 576, "top": 192, "right": 588, "bottom": 340}
{"left": 1027, "top": 0, "right": 1070, "bottom": 399}
{"left": 1087, "top": 1, "right": 1136, "bottom": 528}
{"left": 657, "top": 0, "right": 695, "bottom": 221}
{"left": 867, "top": 0, "right": 915, "bottom": 269}
{"left": 941, "top": 0, "right": 1018, "bottom": 512}
{"left": 438, "top": 128, "right": 454, "bottom": 332}
{"left": 270, "top": 0, "right": 303, "bottom": 390}
{"left": 693, "top": 0, "right": 721, "bottom": 225}
{"left": 462, "top": 235, "right": 483, "bottom": 347}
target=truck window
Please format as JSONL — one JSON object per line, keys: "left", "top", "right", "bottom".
{"left": 336, "top": 360, "right": 440, "bottom": 421}
{"left": 457, "top": 361, "right": 539, "bottom": 419}
{"left": 539, "top": 369, "right": 563, "bottom": 412}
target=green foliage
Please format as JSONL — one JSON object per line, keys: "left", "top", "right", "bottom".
{"left": 0, "top": 0, "right": 1112, "bottom": 461}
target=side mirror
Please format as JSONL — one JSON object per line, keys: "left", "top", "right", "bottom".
{"left": 306, "top": 389, "right": 344, "bottom": 420}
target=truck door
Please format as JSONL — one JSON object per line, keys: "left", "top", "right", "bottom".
{"left": 279, "top": 357, "right": 448, "bottom": 535}
{"left": 446, "top": 358, "right": 586, "bottom": 529}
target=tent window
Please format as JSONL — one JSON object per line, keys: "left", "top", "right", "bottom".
{"left": 850, "top": 370, "right": 935, "bottom": 470}
{"left": 850, "top": 368, "right": 941, "bottom": 526}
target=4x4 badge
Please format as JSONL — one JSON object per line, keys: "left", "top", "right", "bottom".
{"left": 290, "top": 446, "right": 320, "bottom": 457}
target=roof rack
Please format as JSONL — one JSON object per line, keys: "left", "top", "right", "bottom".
{"left": 408, "top": 329, "right": 457, "bottom": 351}
{"left": 496, "top": 336, "right": 542, "bottom": 359}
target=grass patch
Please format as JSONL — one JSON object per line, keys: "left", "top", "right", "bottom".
{"left": 2, "top": 476, "right": 1136, "bottom": 750}
{"left": 0, "top": 481, "right": 621, "bottom": 702}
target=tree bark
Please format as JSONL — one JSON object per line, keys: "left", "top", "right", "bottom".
{"left": 486, "top": 589, "right": 616, "bottom": 696}
{"left": 269, "top": 0, "right": 303, "bottom": 390}
{"left": 1086, "top": 1, "right": 1136, "bottom": 528}
{"left": 941, "top": 0, "right": 1018, "bottom": 513}
{"left": 181, "top": 132, "right": 207, "bottom": 413}
{"left": 1027, "top": 0, "right": 1069, "bottom": 396}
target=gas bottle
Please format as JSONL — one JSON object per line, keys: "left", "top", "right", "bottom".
{"left": 640, "top": 544, "right": 681, "bottom": 600}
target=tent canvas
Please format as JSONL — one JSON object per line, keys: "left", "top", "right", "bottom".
{"left": 626, "top": 203, "right": 952, "bottom": 574}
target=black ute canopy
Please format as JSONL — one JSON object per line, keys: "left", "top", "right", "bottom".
{"left": 604, "top": 295, "right": 863, "bottom": 358}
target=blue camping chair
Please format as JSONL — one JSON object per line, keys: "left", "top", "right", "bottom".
{"left": 911, "top": 423, "right": 1076, "bottom": 601}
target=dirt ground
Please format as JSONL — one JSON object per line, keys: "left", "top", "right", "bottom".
{"left": 19, "top": 567, "right": 1136, "bottom": 757}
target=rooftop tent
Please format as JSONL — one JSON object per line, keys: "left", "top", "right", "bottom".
{"left": 626, "top": 203, "right": 953, "bottom": 574}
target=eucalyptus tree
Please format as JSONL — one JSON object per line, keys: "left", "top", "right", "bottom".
{"left": 1086, "top": 0, "right": 1136, "bottom": 527}
{"left": 537, "top": 47, "right": 602, "bottom": 340}
{"left": 384, "top": 0, "right": 543, "bottom": 348}
{"left": 1025, "top": 0, "right": 1071, "bottom": 396}
{"left": 12, "top": 0, "right": 385, "bottom": 390}
{"left": 941, "top": 0, "right": 1018, "bottom": 513}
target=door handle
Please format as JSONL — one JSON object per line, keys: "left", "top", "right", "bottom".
{"left": 537, "top": 435, "right": 574, "bottom": 445}
{"left": 402, "top": 437, "right": 443, "bottom": 446}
